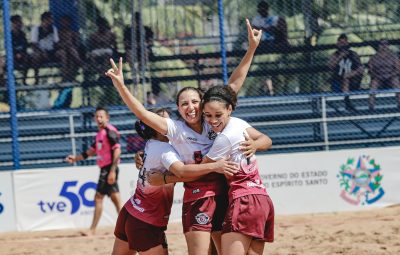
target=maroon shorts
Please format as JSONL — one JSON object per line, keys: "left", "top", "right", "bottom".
{"left": 222, "top": 194, "right": 274, "bottom": 242}
{"left": 182, "top": 194, "right": 228, "bottom": 233}
{"left": 114, "top": 207, "right": 168, "bottom": 251}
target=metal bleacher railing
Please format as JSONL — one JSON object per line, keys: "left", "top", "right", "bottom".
{"left": 1, "top": 88, "right": 400, "bottom": 170}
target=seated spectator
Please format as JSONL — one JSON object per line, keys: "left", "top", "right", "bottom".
{"left": 328, "top": 33, "right": 364, "bottom": 111}
{"left": 31, "top": 11, "right": 61, "bottom": 84}
{"left": 87, "top": 17, "right": 117, "bottom": 74}
{"left": 251, "top": 1, "right": 289, "bottom": 50}
{"left": 368, "top": 39, "right": 400, "bottom": 111}
{"left": 57, "top": 15, "right": 82, "bottom": 82}
{"left": 11, "top": 15, "right": 29, "bottom": 84}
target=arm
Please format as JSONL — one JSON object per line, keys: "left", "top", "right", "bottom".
{"left": 147, "top": 160, "right": 238, "bottom": 186}
{"left": 328, "top": 51, "right": 345, "bottom": 69}
{"left": 240, "top": 127, "right": 272, "bottom": 158}
{"left": 105, "top": 58, "right": 168, "bottom": 135}
{"left": 169, "top": 160, "right": 238, "bottom": 178}
{"left": 345, "top": 53, "right": 364, "bottom": 79}
{"left": 65, "top": 147, "right": 96, "bottom": 164}
{"left": 228, "top": 19, "right": 262, "bottom": 93}
{"left": 107, "top": 147, "right": 121, "bottom": 184}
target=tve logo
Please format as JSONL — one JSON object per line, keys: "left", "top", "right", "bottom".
{"left": 38, "top": 181, "right": 97, "bottom": 214}
{"left": 0, "top": 192, "right": 4, "bottom": 214}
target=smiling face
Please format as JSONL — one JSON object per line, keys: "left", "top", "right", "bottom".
{"left": 177, "top": 89, "right": 202, "bottom": 127}
{"left": 203, "top": 101, "right": 232, "bottom": 133}
{"left": 94, "top": 109, "right": 109, "bottom": 129}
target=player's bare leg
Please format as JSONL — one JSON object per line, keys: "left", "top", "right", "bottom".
{"left": 81, "top": 192, "right": 104, "bottom": 236}
{"left": 111, "top": 237, "right": 137, "bottom": 255}
{"left": 185, "top": 231, "right": 212, "bottom": 255}
{"left": 221, "top": 232, "right": 252, "bottom": 255}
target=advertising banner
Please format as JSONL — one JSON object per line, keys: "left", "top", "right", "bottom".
{"left": 258, "top": 146, "right": 400, "bottom": 215}
{"left": 13, "top": 165, "right": 136, "bottom": 231}
{"left": 0, "top": 171, "right": 16, "bottom": 232}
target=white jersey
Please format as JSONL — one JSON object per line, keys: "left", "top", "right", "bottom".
{"left": 125, "top": 139, "right": 180, "bottom": 227}
{"left": 166, "top": 118, "right": 225, "bottom": 203}
{"left": 207, "top": 117, "right": 267, "bottom": 201}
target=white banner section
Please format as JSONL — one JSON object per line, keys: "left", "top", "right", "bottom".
{"left": 0, "top": 171, "right": 17, "bottom": 232}
{"left": 258, "top": 146, "right": 400, "bottom": 215}
{"left": 13, "top": 165, "right": 137, "bottom": 231}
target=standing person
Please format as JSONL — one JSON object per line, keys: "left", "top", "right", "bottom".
{"left": 106, "top": 19, "right": 263, "bottom": 255}
{"left": 368, "top": 39, "right": 400, "bottom": 111}
{"left": 112, "top": 108, "right": 238, "bottom": 255}
{"left": 328, "top": 33, "right": 364, "bottom": 111}
{"left": 65, "top": 106, "right": 122, "bottom": 236}
{"left": 201, "top": 86, "right": 274, "bottom": 255}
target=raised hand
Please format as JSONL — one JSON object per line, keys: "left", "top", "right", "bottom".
{"left": 105, "top": 57, "right": 125, "bottom": 88}
{"left": 246, "top": 18, "right": 262, "bottom": 50}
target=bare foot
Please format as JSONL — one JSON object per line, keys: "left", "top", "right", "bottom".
{"left": 80, "top": 229, "right": 95, "bottom": 236}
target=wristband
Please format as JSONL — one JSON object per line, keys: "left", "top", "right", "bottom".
{"left": 163, "top": 173, "right": 167, "bottom": 184}
{"left": 81, "top": 152, "right": 89, "bottom": 159}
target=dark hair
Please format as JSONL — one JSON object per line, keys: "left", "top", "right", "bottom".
{"left": 11, "top": 15, "right": 22, "bottom": 23}
{"left": 338, "top": 33, "right": 348, "bottom": 41}
{"left": 95, "top": 106, "right": 109, "bottom": 116}
{"left": 41, "top": 11, "right": 52, "bottom": 21}
{"left": 257, "top": 1, "right": 269, "bottom": 9}
{"left": 134, "top": 108, "right": 169, "bottom": 140}
{"left": 96, "top": 17, "right": 110, "bottom": 29}
{"left": 202, "top": 85, "right": 237, "bottom": 110}
{"left": 175, "top": 87, "right": 204, "bottom": 106}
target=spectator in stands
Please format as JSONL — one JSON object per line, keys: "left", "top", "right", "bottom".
{"left": 87, "top": 17, "right": 118, "bottom": 74}
{"left": 31, "top": 11, "right": 61, "bottom": 84}
{"left": 57, "top": 15, "right": 82, "bottom": 82}
{"left": 65, "top": 106, "right": 122, "bottom": 236}
{"left": 368, "top": 39, "right": 400, "bottom": 111}
{"left": 11, "top": 15, "right": 29, "bottom": 84}
{"left": 328, "top": 33, "right": 364, "bottom": 111}
{"left": 251, "top": 1, "right": 289, "bottom": 50}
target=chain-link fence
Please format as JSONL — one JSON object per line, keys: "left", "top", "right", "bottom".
{"left": 1, "top": 0, "right": 400, "bottom": 169}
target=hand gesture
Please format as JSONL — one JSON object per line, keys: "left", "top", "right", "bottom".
{"left": 240, "top": 132, "right": 256, "bottom": 158}
{"left": 246, "top": 18, "right": 262, "bottom": 50}
{"left": 105, "top": 57, "right": 125, "bottom": 89}
{"left": 146, "top": 171, "right": 165, "bottom": 186}
{"left": 65, "top": 155, "right": 76, "bottom": 164}
{"left": 107, "top": 171, "right": 116, "bottom": 185}
{"left": 214, "top": 159, "right": 239, "bottom": 177}
{"left": 134, "top": 151, "right": 144, "bottom": 169}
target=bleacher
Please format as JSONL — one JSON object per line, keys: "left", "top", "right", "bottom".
{"left": 1, "top": 88, "right": 400, "bottom": 170}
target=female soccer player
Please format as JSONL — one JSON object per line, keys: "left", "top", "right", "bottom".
{"left": 201, "top": 85, "right": 274, "bottom": 255}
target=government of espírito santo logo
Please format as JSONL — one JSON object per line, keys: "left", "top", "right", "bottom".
{"left": 337, "top": 155, "right": 384, "bottom": 205}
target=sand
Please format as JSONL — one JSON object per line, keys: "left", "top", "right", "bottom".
{"left": 1, "top": 205, "right": 399, "bottom": 255}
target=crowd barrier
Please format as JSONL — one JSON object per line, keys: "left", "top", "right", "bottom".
{"left": 1, "top": 146, "right": 399, "bottom": 232}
